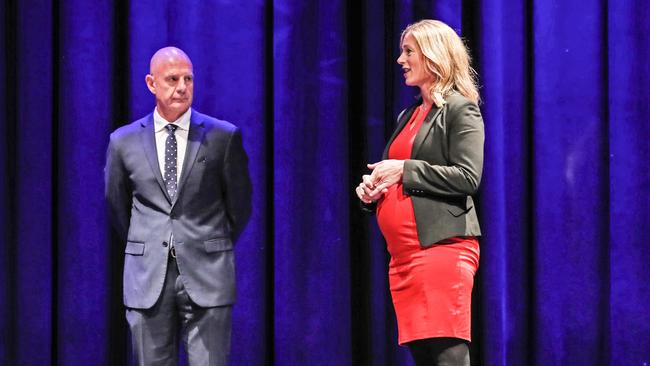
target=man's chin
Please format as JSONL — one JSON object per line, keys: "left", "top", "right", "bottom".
{"left": 169, "top": 103, "right": 191, "bottom": 112}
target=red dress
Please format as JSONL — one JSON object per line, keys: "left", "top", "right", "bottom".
{"left": 376, "top": 105, "right": 480, "bottom": 345}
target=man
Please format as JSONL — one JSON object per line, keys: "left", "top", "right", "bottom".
{"left": 105, "top": 46, "right": 252, "bottom": 365}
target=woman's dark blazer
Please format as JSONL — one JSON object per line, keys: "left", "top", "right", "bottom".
{"left": 364, "top": 93, "right": 484, "bottom": 247}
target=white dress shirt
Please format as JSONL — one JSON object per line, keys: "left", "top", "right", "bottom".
{"left": 153, "top": 108, "right": 191, "bottom": 183}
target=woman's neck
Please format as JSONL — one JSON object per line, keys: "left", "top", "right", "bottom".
{"left": 419, "top": 81, "right": 435, "bottom": 107}
{"left": 420, "top": 92, "right": 434, "bottom": 109}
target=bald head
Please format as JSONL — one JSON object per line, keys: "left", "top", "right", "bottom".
{"left": 145, "top": 46, "right": 194, "bottom": 122}
{"left": 149, "top": 47, "right": 193, "bottom": 75}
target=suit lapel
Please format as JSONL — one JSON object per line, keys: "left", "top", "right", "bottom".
{"left": 139, "top": 114, "right": 172, "bottom": 203}
{"left": 172, "top": 111, "right": 206, "bottom": 208}
{"left": 411, "top": 104, "right": 443, "bottom": 158}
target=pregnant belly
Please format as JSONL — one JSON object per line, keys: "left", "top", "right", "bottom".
{"left": 376, "top": 183, "right": 420, "bottom": 257}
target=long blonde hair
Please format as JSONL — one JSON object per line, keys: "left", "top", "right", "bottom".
{"left": 401, "top": 19, "right": 480, "bottom": 106}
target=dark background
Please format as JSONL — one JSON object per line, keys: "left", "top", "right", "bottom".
{"left": 1, "top": 0, "right": 648, "bottom": 365}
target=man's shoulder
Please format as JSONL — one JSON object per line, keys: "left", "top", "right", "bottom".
{"left": 192, "top": 110, "right": 238, "bottom": 135}
{"left": 110, "top": 113, "right": 152, "bottom": 141}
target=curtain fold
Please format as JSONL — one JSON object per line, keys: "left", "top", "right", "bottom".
{"left": 1, "top": 1, "right": 649, "bottom": 365}
{"left": 56, "top": 0, "right": 114, "bottom": 363}
{"left": 272, "top": 1, "right": 351, "bottom": 364}
{"left": 608, "top": 0, "right": 650, "bottom": 363}
{"left": 14, "top": 0, "right": 55, "bottom": 365}
{"left": 531, "top": 1, "right": 609, "bottom": 363}
{"left": 0, "top": 1, "right": 11, "bottom": 364}
{"left": 478, "top": 0, "right": 532, "bottom": 363}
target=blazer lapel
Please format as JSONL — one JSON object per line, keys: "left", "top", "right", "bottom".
{"left": 172, "top": 111, "right": 206, "bottom": 208}
{"left": 383, "top": 104, "right": 418, "bottom": 159}
{"left": 411, "top": 104, "right": 443, "bottom": 158}
{"left": 139, "top": 114, "right": 172, "bottom": 203}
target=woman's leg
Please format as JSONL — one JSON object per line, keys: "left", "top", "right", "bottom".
{"left": 435, "top": 338, "right": 469, "bottom": 366}
{"left": 408, "top": 338, "right": 470, "bottom": 366}
{"left": 408, "top": 338, "right": 435, "bottom": 366}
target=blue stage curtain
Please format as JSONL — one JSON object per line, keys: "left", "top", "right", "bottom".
{"left": 532, "top": 1, "right": 608, "bottom": 363}
{"left": 272, "top": 0, "right": 352, "bottom": 364}
{"left": 479, "top": 0, "right": 649, "bottom": 364}
{"left": 1, "top": 1, "right": 649, "bottom": 365}
{"left": 608, "top": 0, "right": 650, "bottom": 363}
{"left": 478, "top": 0, "right": 533, "bottom": 363}
{"left": 11, "top": 0, "right": 55, "bottom": 365}
{"left": 56, "top": 0, "right": 115, "bottom": 364}
{"left": 0, "top": 1, "right": 9, "bottom": 364}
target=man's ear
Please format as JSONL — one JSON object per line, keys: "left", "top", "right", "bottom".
{"left": 145, "top": 74, "right": 156, "bottom": 94}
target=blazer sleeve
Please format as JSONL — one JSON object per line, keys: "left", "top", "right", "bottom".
{"left": 222, "top": 128, "right": 253, "bottom": 242}
{"left": 359, "top": 200, "right": 377, "bottom": 214}
{"left": 402, "top": 100, "right": 484, "bottom": 197}
{"left": 104, "top": 135, "right": 132, "bottom": 241}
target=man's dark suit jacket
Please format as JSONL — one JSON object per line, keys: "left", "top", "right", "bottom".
{"left": 105, "top": 109, "right": 252, "bottom": 309}
{"left": 365, "top": 94, "right": 484, "bottom": 246}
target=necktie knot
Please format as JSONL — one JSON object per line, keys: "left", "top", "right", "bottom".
{"left": 165, "top": 124, "right": 178, "bottom": 135}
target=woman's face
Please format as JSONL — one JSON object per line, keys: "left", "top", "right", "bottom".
{"left": 396, "top": 33, "right": 434, "bottom": 91}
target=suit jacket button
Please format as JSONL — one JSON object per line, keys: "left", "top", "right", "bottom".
{"left": 162, "top": 241, "right": 168, "bottom": 247}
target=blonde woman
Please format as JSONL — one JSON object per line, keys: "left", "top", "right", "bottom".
{"left": 356, "top": 20, "right": 484, "bottom": 365}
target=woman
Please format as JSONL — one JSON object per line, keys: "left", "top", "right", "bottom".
{"left": 356, "top": 20, "right": 484, "bottom": 365}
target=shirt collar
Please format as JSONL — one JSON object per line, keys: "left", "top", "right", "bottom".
{"left": 153, "top": 107, "right": 192, "bottom": 132}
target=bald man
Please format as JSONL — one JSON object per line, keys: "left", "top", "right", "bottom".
{"left": 105, "top": 47, "right": 252, "bottom": 365}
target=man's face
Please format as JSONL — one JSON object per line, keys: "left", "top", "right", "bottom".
{"left": 146, "top": 55, "right": 194, "bottom": 120}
